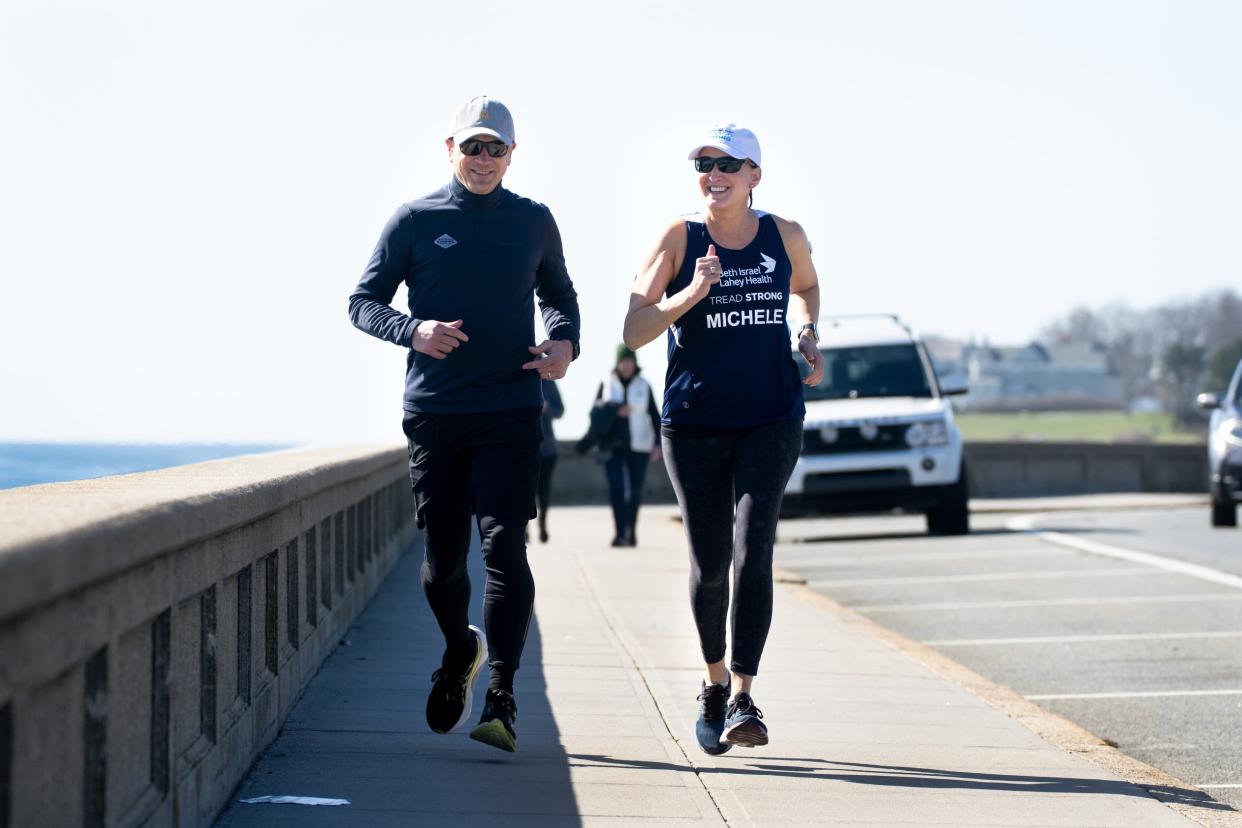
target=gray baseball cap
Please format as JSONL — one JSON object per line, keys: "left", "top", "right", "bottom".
{"left": 449, "top": 96, "right": 515, "bottom": 146}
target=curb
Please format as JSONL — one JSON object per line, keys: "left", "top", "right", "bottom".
{"left": 772, "top": 563, "right": 1242, "bottom": 828}
{"left": 969, "top": 495, "right": 1206, "bottom": 514}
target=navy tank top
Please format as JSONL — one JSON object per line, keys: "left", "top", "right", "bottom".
{"left": 662, "top": 213, "right": 805, "bottom": 429}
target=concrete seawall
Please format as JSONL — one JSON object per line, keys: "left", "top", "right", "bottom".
{"left": 0, "top": 446, "right": 416, "bottom": 827}
{"left": 962, "top": 441, "right": 1207, "bottom": 497}
{"left": 547, "top": 440, "right": 1208, "bottom": 505}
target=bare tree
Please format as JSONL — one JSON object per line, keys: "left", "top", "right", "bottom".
{"left": 1037, "top": 288, "right": 1241, "bottom": 410}
{"left": 1202, "top": 289, "right": 1242, "bottom": 353}
{"left": 1205, "top": 339, "right": 1242, "bottom": 395}
{"left": 1040, "top": 306, "right": 1103, "bottom": 346}
{"left": 1159, "top": 342, "right": 1206, "bottom": 422}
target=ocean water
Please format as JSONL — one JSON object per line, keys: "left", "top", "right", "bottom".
{"left": 0, "top": 443, "right": 292, "bottom": 491}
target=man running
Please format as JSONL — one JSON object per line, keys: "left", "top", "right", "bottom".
{"left": 348, "top": 95, "right": 581, "bottom": 752}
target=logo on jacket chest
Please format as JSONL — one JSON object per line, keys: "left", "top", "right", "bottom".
{"left": 434, "top": 234, "right": 458, "bottom": 249}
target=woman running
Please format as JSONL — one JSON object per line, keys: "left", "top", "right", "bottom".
{"left": 622, "top": 123, "right": 824, "bottom": 754}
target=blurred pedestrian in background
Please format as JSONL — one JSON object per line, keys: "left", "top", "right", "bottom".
{"left": 593, "top": 345, "right": 662, "bottom": 547}
{"left": 536, "top": 379, "right": 563, "bottom": 543}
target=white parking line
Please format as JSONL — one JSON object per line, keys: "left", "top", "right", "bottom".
{"left": 782, "top": 547, "right": 1072, "bottom": 567}
{"left": 857, "top": 593, "right": 1242, "bottom": 613}
{"left": 926, "top": 631, "right": 1242, "bottom": 647}
{"left": 809, "top": 567, "right": 1157, "bottom": 588}
{"left": 1007, "top": 516, "right": 1242, "bottom": 591}
{"left": 1026, "top": 689, "right": 1242, "bottom": 700}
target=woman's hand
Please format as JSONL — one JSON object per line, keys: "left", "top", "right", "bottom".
{"left": 689, "top": 244, "right": 722, "bottom": 300}
{"left": 799, "top": 333, "right": 824, "bottom": 386}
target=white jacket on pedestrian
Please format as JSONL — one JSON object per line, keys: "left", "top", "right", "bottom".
{"left": 603, "top": 372, "right": 657, "bottom": 453}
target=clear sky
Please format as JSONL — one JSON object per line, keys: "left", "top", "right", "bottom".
{"left": 2, "top": 1, "right": 1238, "bottom": 444}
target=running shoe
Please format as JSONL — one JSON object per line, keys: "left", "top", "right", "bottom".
{"left": 469, "top": 688, "right": 518, "bottom": 752}
{"left": 722, "top": 692, "right": 768, "bottom": 747}
{"left": 694, "top": 677, "right": 732, "bottom": 755}
{"left": 425, "top": 625, "right": 487, "bottom": 734}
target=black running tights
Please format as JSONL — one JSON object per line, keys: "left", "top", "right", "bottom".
{"left": 404, "top": 408, "right": 540, "bottom": 692}
{"left": 662, "top": 417, "right": 803, "bottom": 676}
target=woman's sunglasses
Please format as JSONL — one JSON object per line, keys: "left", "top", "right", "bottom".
{"left": 460, "top": 139, "right": 511, "bottom": 158}
{"left": 693, "top": 156, "right": 751, "bottom": 174}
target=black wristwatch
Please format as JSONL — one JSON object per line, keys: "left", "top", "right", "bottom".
{"left": 799, "top": 322, "right": 819, "bottom": 343}
{"left": 557, "top": 338, "right": 580, "bottom": 361}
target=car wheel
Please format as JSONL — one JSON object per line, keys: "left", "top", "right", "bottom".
{"left": 927, "top": 465, "right": 970, "bottom": 535}
{"left": 1211, "top": 496, "right": 1238, "bottom": 528}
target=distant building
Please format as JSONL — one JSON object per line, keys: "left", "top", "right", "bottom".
{"left": 928, "top": 339, "right": 1125, "bottom": 411}
{"left": 923, "top": 336, "right": 968, "bottom": 388}
{"left": 1128, "top": 396, "right": 1165, "bottom": 414}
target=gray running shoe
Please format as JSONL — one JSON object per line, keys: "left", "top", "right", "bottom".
{"left": 722, "top": 692, "right": 768, "bottom": 747}
{"left": 695, "top": 678, "right": 732, "bottom": 755}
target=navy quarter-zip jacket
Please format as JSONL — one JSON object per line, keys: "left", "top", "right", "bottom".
{"left": 348, "top": 177, "right": 581, "bottom": 414}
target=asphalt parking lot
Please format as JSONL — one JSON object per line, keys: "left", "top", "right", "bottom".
{"left": 774, "top": 501, "right": 1242, "bottom": 811}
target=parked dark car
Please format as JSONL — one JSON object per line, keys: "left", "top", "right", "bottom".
{"left": 1197, "top": 357, "right": 1242, "bottom": 527}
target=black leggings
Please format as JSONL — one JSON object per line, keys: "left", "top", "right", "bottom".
{"left": 662, "top": 417, "right": 802, "bottom": 676}
{"left": 404, "top": 408, "right": 540, "bottom": 692}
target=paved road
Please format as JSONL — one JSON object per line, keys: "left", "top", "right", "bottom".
{"left": 774, "top": 504, "right": 1242, "bottom": 812}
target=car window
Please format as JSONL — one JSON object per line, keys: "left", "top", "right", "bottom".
{"left": 801, "top": 344, "right": 933, "bottom": 401}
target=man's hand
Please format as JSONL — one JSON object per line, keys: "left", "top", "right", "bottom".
{"left": 522, "top": 339, "right": 573, "bottom": 380}
{"left": 799, "top": 333, "right": 824, "bottom": 386}
{"left": 412, "top": 319, "right": 468, "bottom": 359}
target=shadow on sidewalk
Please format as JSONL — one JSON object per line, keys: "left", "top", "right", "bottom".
{"left": 216, "top": 528, "right": 580, "bottom": 827}
{"left": 568, "top": 754, "right": 1228, "bottom": 811}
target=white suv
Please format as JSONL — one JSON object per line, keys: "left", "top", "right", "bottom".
{"left": 783, "top": 315, "right": 971, "bottom": 534}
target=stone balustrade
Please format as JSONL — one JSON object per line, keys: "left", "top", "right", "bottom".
{"left": 0, "top": 445, "right": 416, "bottom": 827}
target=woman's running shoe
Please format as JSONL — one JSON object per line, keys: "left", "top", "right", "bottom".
{"left": 694, "top": 678, "right": 732, "bottom": 755}
{"left": 722, "top": 692, "right": 768, "bottom": 747}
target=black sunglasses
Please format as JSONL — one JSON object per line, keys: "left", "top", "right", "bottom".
{"left": 459, "top": 139, "right": 510, "bottom": 158}
{"left": 694, "top": 156, "right": 751, "bottom": 174}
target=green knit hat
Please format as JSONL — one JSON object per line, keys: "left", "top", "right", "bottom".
{"left": 615, "top": 344, "right": 638, "bottom": 365}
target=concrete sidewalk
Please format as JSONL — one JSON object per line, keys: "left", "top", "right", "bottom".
{"left": 216, "top": 505, "right": 1226, "bottom": 827}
